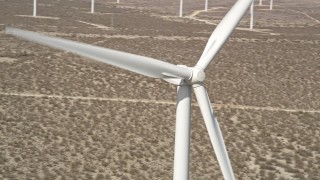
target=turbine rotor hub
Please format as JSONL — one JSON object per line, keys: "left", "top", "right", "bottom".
{"left": 188, "top": 67, "right": 205, "bottom": 84}
{"left": 163, "top": 66, "right": 205, "bottom": 85}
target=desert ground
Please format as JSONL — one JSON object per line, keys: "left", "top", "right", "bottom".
{"left": 0, "top": 0, "right": 320, "bottom": 179}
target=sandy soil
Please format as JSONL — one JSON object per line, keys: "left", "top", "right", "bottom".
{"left": 0, "top": 0, "right": 319, "bottom": 179}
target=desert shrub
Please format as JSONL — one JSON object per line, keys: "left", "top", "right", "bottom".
{"left": 306, "top": 174, "right": 320, "bottom": 180}
{"left": 294, "top": 157, "right": 304, "bottom": 169}
{"left": 121, "top": 174, "right": 130, "bottom": 180}
{"left": 119, "top": 160, "right": 127, "bottom": 167}
{"left": 286, "top": 167, "right": 299, "bottom": 174}
{"left": 278, "top": 176, "right": 288, "bottom": 180}
{"left": 293, "top": 173, "right": 305, "bottom": 179}
{"left": 129, "top": 168, "right": 139, "bottom": 176}
{"left": 260, "top": 164, "right": 276, "bottom": 171}
{"left": 272, "top": 147, "right": 282, "bottom": 153}
{"left": 255, "top": 156, "right": 267, "bottom": 164}
{"left": 310, "top": 144, "right": 320, "bottom": 152}
{"left": 83, "top": 164, "right": 96, "bottom": 173}
{"left": 267, "top": 172, "right": 277, "bottom": 179}
{"left": 271, "top": 153, "right": 281, "bottom": 159}
{"left": 141, "top": 164, "right": 148, "bottom": 171}
{"left": 104, "top": 174, "right": 111, "bottom": 179}
{"left": 297, "top": 149, "right": 312, "bottom": 157}
{"left": 286, "top": 144, "right": 295, "bottom": 150}
{"left": 84, "top": 174, "right": 94, "bottom": 179}
{"left": 284, "top": 156, "right": 292, "bottom": 164}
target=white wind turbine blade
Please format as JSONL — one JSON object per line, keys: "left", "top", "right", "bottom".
{"left": 193, "top": 84, "right": 235, "bottom": 180}
{"left": 173, "top": 85, "right": 192, "bottom": 180}
{"left": 5, "top": 27, "right": 192, "bottom": 79}
{"left": 196, "top": 0, "right": 254, "bottom": 70}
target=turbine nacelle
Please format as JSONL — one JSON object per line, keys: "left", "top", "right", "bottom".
{"left": 163, "top": 66, "right": 205, "bottom": 86}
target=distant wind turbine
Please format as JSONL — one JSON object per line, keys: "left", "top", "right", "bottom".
{"left": 205, "top": 0, "right": 208, "bottom": 11}
{"left": 250, "top": 2, "right": 253, "bottom": 30}
{"left": 33, "top": 0, "right": 37, "bottom": 16}
{"left": 270, "top": 0, "right": 273, "bottom": 10}
{"left": 179, "top": 0, "right": 183, "bottom": 17}
{"left": 91, "top": 0, "right": 94, "bottom": 13}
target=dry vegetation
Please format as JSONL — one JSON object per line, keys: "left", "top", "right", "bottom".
{"left": 0, "top": 0, "right": 319, "bottom": 179}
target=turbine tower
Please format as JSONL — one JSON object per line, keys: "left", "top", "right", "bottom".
{"left": 259, "top": 0, "right": 262, "bottom": 6}
{"left": 205, "top": 0, "right": 208, "bottom": 11}
{"left": 179, "top": 0, "right": 183, "bottom": 17}
{"left": 33, "top": 0, "right": 37, "bottom": 16}
{"left": 250, "top": 2, "right": 254, "bottom": 30}
{"left": 91, "top": 0, "right": 94, "bottom": 13}
{"left": 6, "top": 0, "right": 254, "bottom": 179}
{"left": 270, "top": 0, "right": 273, "bottom": 10}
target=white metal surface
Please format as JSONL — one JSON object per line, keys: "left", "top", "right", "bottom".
{"left": 250, "top": 2, "right": 254, "bottom": 30}
{"left": 91, "top": 0, "right": 94, "bottom": 13}
{"left": 173, "top": 85, "right": 192, "bottom": 180}
{"left": 270, "top": 0, "right": 273, "bottom": 10}
{"left": 193, "top": 84, "right": 235, "bottom": 180}
{"left": 205, "top": 0, "right": 208, "bottom": 11}
{"left": 117, "top": 0, "right": 120, "bottom": 3}
{"left": 5, "top": 27, "right": 192, "bottom": 79}
{"left": 33, "top": 0, "right": 37, "bottom": 16}
{"left": 196, "top": 0, "right": 254, "bottom": 70}
{"left": 179, "top": 0, "right": 183, "bottom": 17}
{"left": 259, "top": 0, "right": 262, "bottom": 6}
{"left": 5, "top": 28, "right": 192, "bottom": 79}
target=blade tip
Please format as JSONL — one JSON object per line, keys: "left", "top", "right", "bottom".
{"left": 4, "top": 26, "right": 14, "bottom": 34}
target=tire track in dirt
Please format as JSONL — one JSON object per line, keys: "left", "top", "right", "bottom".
{"left": 1, "top": 92, "right": 319, "bottom": 113}
{"left": 30, "top": 31, "right": 319, "bottom": 44}
{"left": 15, "top": 15, "right": 60, "bottom": 20}
{"left": 277, "top": 5, "right": 320, "bottom": 25}
{"left": 185, "top": 7, "right": 275, "bottom": 35}
{"left": 77, "top": 20, "right": 113, "bottom": 30}
{"left": 187, "top": 8, "right": 219, "bottom": 25}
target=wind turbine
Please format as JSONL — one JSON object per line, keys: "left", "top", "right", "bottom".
{"left": 91, "top": 0, "right": 94, "bottom": 13}
{"left": 179, "top": 0, "right": 183, "bottom": 17}
{"left": 250, "top": 2, "right": 254, "bottom": 30}
{"left": 270, "top": 0, "right": 273, "bottom": 10}
{"left": 5, "top": 0, "right": 254, "bottom": 179}
{"left": 259, "top": 0, "right": 262, "bottom": 6}
{"left": 205, "top": 0, "right": 208, "bottom": 11}
{"left": 33, "top": 0, "right": 37, "bottom": 16}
